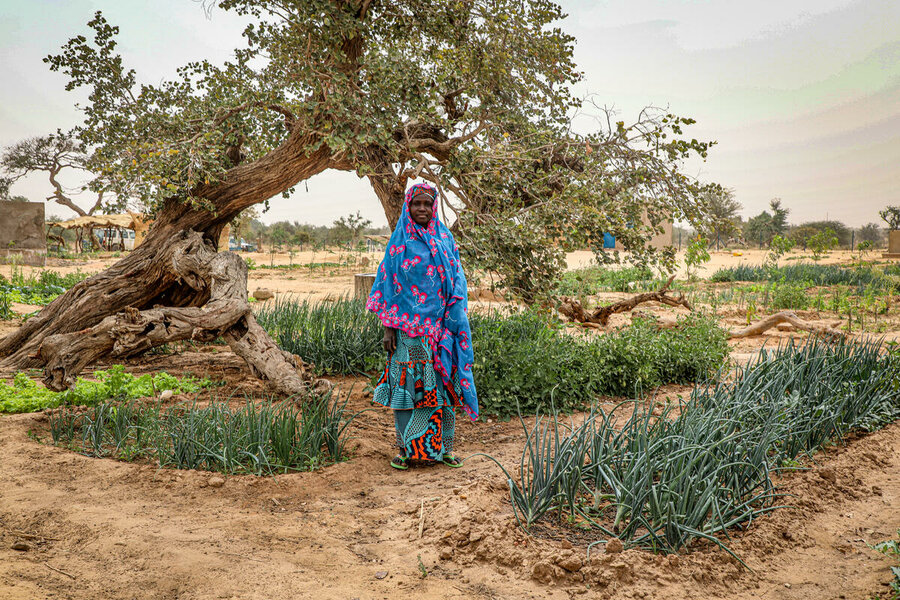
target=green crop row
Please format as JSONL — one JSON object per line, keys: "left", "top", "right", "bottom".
{"left": 710, "top": 262, "right": 900, "bottom": 289}
{"left": 47, "top": 390, "right": 355, "bottom": 475}
{"left": 256, "top": 298, "right": 729, "bottom": 418}
{"left": 485, "top": 337, "right": 900, "bottom": 558}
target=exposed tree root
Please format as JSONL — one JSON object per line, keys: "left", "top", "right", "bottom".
{"left": 5, "top": 231, "right": 321, "bottom": 396}
{"left": 727, "top": 311, "right": 845, "bottom": 339}
{"left": 558, "top": 276, "right": 692, "bottom": 326}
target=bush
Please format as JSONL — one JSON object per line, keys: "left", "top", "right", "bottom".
{"left": 472, "top": 311, "right": 728, "bottom": 417}
{"left": 556, "top": 266, "right": 659, "bottom": 295}
{"left": 770, "top": 281, "right": 811, "bottom": 310}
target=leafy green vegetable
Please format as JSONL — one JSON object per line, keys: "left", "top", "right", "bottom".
{"left": 0, "top": 366, "right": 213, "bottom": 414}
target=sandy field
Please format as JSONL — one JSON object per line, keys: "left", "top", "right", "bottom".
{"left": 1, "top": 247, "right": 899, "bottom": 599}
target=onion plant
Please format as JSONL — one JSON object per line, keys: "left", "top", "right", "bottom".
{"left": 48, "top": 388, "right": 358, "bottom": 475}
{"left": 487, "top": 337, "right": 900, "bottom": 558}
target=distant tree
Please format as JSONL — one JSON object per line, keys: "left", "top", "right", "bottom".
{"left": 797, "top": 220, "right": 851, "bottom": 248}
{"left": 0, "top": 132, "right": 113, "bottom": 217}
{"left": 743, "top": 199, "right": 789, "bottom": 248}
{"left": 880, "top": 206, "right": 900, "bottom": 231}
{"left": 699, "top": 187, "right": 741, "bottom": 250}
{"left": 744, "top": 212, "right": 773, "bottom": 248}
{"left": 5, "top": 195, "right": 31, "bottom": 203}
{"left": 332, "top": 211, "right": 372, "bottom": 246}
{"left": 768, "top": 199, "right": 789, "bottom": 237}
{"left": 230, "top": 207, "right": 259, "bottom": 245}
{"left": 808, "top": 228, "right": 839, "bottom": 261}
{"left": 788, "top": 225, "right": 819, "bottom": 250}
{"left": 857, "top": 222, "right": 883, "bottom": 246}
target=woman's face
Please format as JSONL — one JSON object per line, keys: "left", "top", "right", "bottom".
{"left": 409, "top": 192, "right": 434, "bottom": 227}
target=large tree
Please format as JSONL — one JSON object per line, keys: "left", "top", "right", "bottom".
{"left": 0, "top": 1, "right": 714, "bottom": 391}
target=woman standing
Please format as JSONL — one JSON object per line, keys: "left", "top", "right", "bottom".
{"left": 366, "top": 183, "right": 478, "bottom": 470}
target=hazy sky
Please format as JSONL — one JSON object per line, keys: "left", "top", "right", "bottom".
{"left": 1, "top": 0, "right": 898, "bottom": 227}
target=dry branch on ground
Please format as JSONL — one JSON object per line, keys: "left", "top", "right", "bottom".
{"left": 558, "top": 276, "right": 692, "bottom": 326}
{"left": 727, "top": 311, "right": 845, "bottom": 339}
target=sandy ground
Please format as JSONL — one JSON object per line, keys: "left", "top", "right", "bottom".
{"left": 2, "top": 248, "right": 893, "bottom": 305}
{"left": 2, "top": 248, "right": 900, "bottom": 598}
{"left": 0, "top": 362, "right": 898, "bottom": 600}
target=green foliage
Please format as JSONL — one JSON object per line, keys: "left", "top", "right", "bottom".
{"left": 684, "top": 236, "right": 711, "bottom": 280}
{"left": 331, "top": 211, "right": 372, "bottom": 246}
{"left": 0, "top": 269, "right": 91, "bottom": 307}
{"left": 698, "top": 186, "right": 741, "bottom": 247}
{"left": 879, "top": 206, "right": 900, "bottom": 231}
{"left": 764, "top": 234, "right": 793, "bottom": 273}
{"left": 744, "top": 199, "right": 789, "bottom": 247}
{"left": 47, "top": 389, "right": 355, "bottom": 474}
{"left": 769, "top": 281, "right": 811, "bottom": 310}
{"left": 870, "top": 529, "right": 900, "bottom": 599}
{"left": 791, "top": 220, "right": 851, "bottom": 249}
{"left": 460, "top": 212, "right": 569, "bottom": 304}
{"left": 44, "top": 4, "right": 582, "bottom": 213}
{"left": 255, "top": 298, "right": 728, "bottom": 418}
{"left": 471, "top": 311, "right": 728, "bottom": 418}
{"left": 488, "top": 337, "right": 900, "bottom": 556}
{"left": 0, "top": 366, "right": 213, "bottom": 414}
{"left": 556, "top": 265, "right": 658, "bottom": 295}
{"left": 808, "top": 228, "right": 840, "bottom": 260}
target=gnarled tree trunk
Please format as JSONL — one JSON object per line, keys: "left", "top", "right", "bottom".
{"left": 0, "top": 129, "right": 344, "bottom": 393}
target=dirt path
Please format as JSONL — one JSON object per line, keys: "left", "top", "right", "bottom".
{"left": 1, "top": 386, "right": 898, "bottom": 600}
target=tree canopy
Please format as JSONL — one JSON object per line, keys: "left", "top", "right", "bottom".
{"left": 698, "top": 186, "right": 741, "bottom": 249}
{"left": 39, "top": 0, "right": 717, "bottom": 301}
{"left": 743, "top": 199, "right": 788, "bottom": 248}
{"left": 0, "top": 132, "right": 109, "bottom": 216}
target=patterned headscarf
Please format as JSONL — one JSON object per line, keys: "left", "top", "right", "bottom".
{"left": 366, "top": 183, "right": 478, "bottom": 420}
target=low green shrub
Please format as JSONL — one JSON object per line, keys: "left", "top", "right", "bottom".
{"left": 556, "top": 266, "right": 660, "bottom": 295}
{"left": 0, "top": 270, "right": 91, "bottom": 306}
{"left": 48, "top": 390, "right": 355, "bottom": 474}
{"left": 0, "top": 366, "right": 213, "bottom": 414}
{"left": 472, "top": 311, "right": 728, "bottom": 417}
{"left": 770, "top": 280, "right": 811, "bottom": 310}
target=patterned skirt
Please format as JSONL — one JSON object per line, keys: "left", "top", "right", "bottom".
{"left": 373, "top": 331, "right": 463, "bottom": 461}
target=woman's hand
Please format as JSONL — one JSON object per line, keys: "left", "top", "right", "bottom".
{"left": 382, "top": 326, "right": 397, "bottom": 354}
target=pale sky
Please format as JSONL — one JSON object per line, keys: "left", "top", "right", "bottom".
{"left": 1, "top": 0, "right": 898, "bottom": 227}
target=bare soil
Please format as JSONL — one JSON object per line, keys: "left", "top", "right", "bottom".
{"left": 0, "top": 360, "right": 898, "bottom": 600}
{"left": 1, "top": 249, "right": 899, "bottom": 599}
